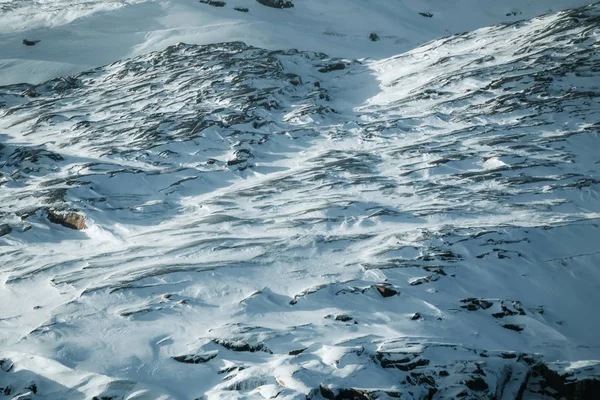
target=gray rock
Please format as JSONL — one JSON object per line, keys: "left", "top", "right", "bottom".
{"left": 0, "top": 224, "right": 11, "bottom": 237}
{"left": 256, "top": 0, "right": 294, "bottom": 9}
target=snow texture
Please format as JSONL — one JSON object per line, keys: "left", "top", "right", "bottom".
{"left": 1, "top": 1, "right": 600, "bottom": 399}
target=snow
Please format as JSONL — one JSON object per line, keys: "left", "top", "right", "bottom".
{"left": 1, "top": 1, "right": 600, "bottom": 399}
{"left": 0, "top": 0, "right": 594, "bottom": 85}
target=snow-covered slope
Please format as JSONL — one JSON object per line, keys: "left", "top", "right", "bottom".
{"left": 1, "top": 2, "right": 600, "bottom": 400}
{"left": 0, "top": 0, "right": 594, "bottom": 85}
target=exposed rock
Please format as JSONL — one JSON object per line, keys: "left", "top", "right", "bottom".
{"left": 288, "top": 348, "right": 306, "bottom": 356}
{"left": 375, "top": 284, "right": 398, "bottom": 298}
{"left": 318, "top": 63, "right": 346, "bottom": 73}
{"left": 492, "top": 300, "right": 526, "bottom": 318}
{"left": 409, "top": 273, "right": 442, "bottom": 286}
{"left": 0, "top": 224, "right": 11, "bottom": 237}
{"left": 172, "top": 352, "right": 217, "bottom": 364}
{"left": 46, "top": 209, "right": 87, "bottom": 230}
{"left": 503, "top": 323, "right": 524, "bottom": 332}
{"left": 22, "top": 39, "right": 40, "bottom": 46}
{"left": 419, "top": 12, "right": 433, "bottom": 18}
{"left": 227, "top": 149, "right": 254, "bottom": 170}
{"left": 289, "top": 284, "right": 327, "bottom": 305}
{"left": 234, "top": 7, "right": 249, "bottom": 12}
{"left": 369, "top": 33, "right": 379, "bottom": 42}
{"left": 460, "top": 298, "right": 493, "bottom": 311}
{"left": 465, "top": 377, "right": 489, "bottom": 391}
{"left": 256, "top": 0, "right": 294, "bottom": 9}
{"left": 335, "top": 388, "right": 372, "bottom": 400}
{"left": 199, "top": 0, "right": 226, "bottom": 6}
{"left": 376, "top": 352, "right": 430, "bottom": 371}
{"left": 521, "top": 363, "right": 600, "bottom": 400}
{"left": 26, "top": 383, "right": 37, "bottom": 394}
{"left": 213, "top": 339, "right": 272, "bottom": 353}
{"left": 319, "top": 385, "right": 335, "bottom": 400}
{"left": 411, "top": 313, "right": 422, "bottom": 321}
{"left": 335, "top": 314, "right": 353, "bottom": 322}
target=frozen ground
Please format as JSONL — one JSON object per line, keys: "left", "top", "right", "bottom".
{"left": 0, "top": 0, "right": 594, "bottom": 85}
{"left": 1, "top": 1, "right": 600, "bottom": 400}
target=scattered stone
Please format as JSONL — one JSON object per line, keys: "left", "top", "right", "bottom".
{"left": 335, "top": 314, "right": 353, "bottom": 322}
{"left": 23, "top": 39, "right": 40, "bottom": 46}
{"left": 491, "top": 300, "right": 526, "bottom": 318}
{"left": 256, "top": 0, "right": 294, "bottom": 9}
{"left": 369, "top": 33, "right": 379, "bottom": 42}
{"left": 234, "top": 6, "right": 249, "bottom": 12}
{"left": 318, "top": 63, "right": 346, "bottom": 73}
{"left": 419, "top": 12, "right": 433, "bottom": 18}
{"left": 503, "top": 324, "right": 524, "bottom": 332}
{"left": 375, "top": 284, "right": 398, "bottom": 298}
{"left": 0, "top": 224, "right": 11, "bottom": 237}
{"left": 199, "top": 0, "right": 226, "bottom": 6}
{"left": 46, "top": 209, "right": 87, "bottom": 230}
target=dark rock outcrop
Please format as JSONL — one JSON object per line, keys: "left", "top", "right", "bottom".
{"left": 0, "top": 224, "right": 11, "bottom": 237}
{"left": 375, "top": 284, "right": 398, "bottom": 298}
{"left": 256, "top": 0, "right": 294, "bottom": 9}
{"left": 172, "top": 352, "right": 217, "bottom": 364}
{"left": 318, "top": 63, "right": 346, "bottom": 73}
{"left": 199, "top": 0, "right": 226, "bottom": 6}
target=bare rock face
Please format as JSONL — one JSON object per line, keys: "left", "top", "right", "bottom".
{"left": 46, "top": 209, "right": 87, "bottom": 230}
{"left": 0, "top": 224, "right": 11, "bottom": 237}
{"left": 256, "top": 0, "right": 294, "bottom": 9}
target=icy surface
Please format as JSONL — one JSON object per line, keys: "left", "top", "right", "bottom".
{"left": 1, "top": 2, "right": 600, "bottom": 400}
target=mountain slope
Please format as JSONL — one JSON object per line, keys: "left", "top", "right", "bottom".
{"left": 0, "top": 0, "right": 594, "bottom": 85}
{"left": 1, "top": 3, "right": 600, "bottom": 400}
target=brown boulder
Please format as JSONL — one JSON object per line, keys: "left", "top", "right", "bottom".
{"left": 47, "top": 209, "right": 87, "bottom": 230}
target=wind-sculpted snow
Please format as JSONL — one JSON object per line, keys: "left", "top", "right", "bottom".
{"left": 1, "top": 4, "right": 600, "bottom": 400}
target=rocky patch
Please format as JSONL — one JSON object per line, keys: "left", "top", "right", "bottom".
{"left": 256, "top": 0, "right": 294, "bottom": 9}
